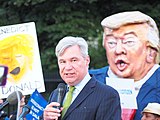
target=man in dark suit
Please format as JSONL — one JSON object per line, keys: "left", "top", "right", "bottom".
{"left": 43, "top": 36, "right": 121, "bottom": 120}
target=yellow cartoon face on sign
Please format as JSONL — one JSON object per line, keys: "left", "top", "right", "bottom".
{"left": 0, "top": 34, "right": 34, "bottom": 83}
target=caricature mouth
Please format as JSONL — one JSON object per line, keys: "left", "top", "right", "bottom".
{"left": 10, "top": 67, "right": 20, "bottom": 75}
{"left": 116, "top": 60, "right": 127, "bottom": 71}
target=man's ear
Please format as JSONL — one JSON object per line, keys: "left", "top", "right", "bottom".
{"left": 146, "top": 47, "right": 157, "bottom": 63}
{"left": 85, "top": 55, "right": 90, "bottom": 66}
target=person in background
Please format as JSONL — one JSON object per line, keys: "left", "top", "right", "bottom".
{"left": 89, "top": 11, "right": 160, "bottom": 120}
{"left": 0, "top": 96, "right": 26, "bottom": 119}
{"left": 9, "top": 95, "right": 26, "bottom": 119}
{"left": 141, "top": 103, "right": 160, "bottom": 120}
{"left": 43, "top": 36, "right": 121, "bottom": 120}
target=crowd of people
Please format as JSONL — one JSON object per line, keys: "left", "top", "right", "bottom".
{"left": 0, "top": 11, "right": 159, "bottom": 120}
{"left": 43, "top": 11, "right": 160, "bottom": 120}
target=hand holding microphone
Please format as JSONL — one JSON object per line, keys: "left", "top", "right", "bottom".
{"left": 48, "top": 83, "right": 66, "bottom": 109}
{"left": 43, "top": 83, "right": 66, "bottom": 120}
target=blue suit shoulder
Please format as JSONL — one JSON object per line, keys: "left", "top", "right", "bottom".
{"left": 89, "top": 66, "right": 109, "bottom": 83}
{"left": 157, "top": 67, "right": 160, "bottom": 72}
{"left": 89, "top": 66, "right": 108, "bottom": 74}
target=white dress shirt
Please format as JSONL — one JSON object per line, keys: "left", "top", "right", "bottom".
{"left": 63, "top": 73, "right": 91, "bottom": 104}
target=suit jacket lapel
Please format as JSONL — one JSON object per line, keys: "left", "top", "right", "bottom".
{"left": 63, "top": 77, "right": 96, "bottom": 119}
{"left": 137, "top": 73, "right": 157, "bottom": 103}
{"left": 137, "top": 82, "right": 151, "bottom": 103}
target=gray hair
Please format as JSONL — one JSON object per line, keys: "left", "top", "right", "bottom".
{"left": 55, "top": 36, "right": 88, "bottom": 58}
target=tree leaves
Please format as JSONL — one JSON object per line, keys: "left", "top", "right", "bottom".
{"left": 0, "top": 0, "right": 159, "bottom": 72}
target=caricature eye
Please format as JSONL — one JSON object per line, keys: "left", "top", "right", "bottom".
{"left": 122, "top": 33, "right": 138, "bottom": 47}
{"left": 123, "top": 37, "right": 136, "bottom": 47}
{"left": 106, "top": 36, "right": 117, "bottom": 48}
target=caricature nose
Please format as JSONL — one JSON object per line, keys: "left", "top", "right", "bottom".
{"left": 115, "top": 42, "right": 126, "bottom": 55}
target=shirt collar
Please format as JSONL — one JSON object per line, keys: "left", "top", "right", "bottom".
{"left": 134, "top": 64, "right": 160, "bottom": 88}
{"left": 75, "top": 73, "right": 91, "bottom": 92}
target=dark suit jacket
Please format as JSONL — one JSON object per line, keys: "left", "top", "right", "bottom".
{"left": 48, "top": 76, "right": 121, "bottom": 120}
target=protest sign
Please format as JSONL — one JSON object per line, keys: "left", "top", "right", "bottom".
{"left": 0, "top": 22, "right": 45, "bottom": 98}
{"left": 106, "top": 77, "right": 137, "bottom": 109}
{"left": 26, "top": 89, "right": 47, "bottom": 120}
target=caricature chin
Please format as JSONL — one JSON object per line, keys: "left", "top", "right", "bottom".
{"left": 116, "top": 68, "right": 132, "bottom": 78}
{"left": 113, "top": 65, "right": 131, "bottom": 78}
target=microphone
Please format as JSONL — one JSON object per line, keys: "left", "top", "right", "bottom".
{"left": 56, "top": 83, "right": 66, "bottom": 109}
{"left": 52, "top": 83, "right": 66, "bottom": 109}
{"left": 0, "top": 91, "right": 23, "bottom": 110}
{"left": 0, "top": 110, "right": 7, "bottom": 118}
{"left": 18, "top": 105, "right": 30, "bottom": 120}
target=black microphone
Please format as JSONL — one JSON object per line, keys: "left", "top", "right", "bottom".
{"left": 0, "top": 91, "right": 23, "bottom": 110}
{"left": 52, "top": 83, "right": 66, "bottom": 109}
{"left": 38, "top": 83, "right": 66, "bottom": 120}
{"left": 18, "top": 105, "right": 30, "bottom": 120}
{"left": 0, "top": 110, "right": 7, "bottom": 118}
{"left": 56, "top": 83, "right": 66, "bottom": 109}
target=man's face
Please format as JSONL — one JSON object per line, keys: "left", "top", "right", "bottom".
{"left": 58, "top": 45, "right": 90, "bottom": 86}
{"left": 141, "top": 112, "right": 160, "bottom": 120}
{"left": 104, "top": 24, "right": 150, "bottom": 80}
